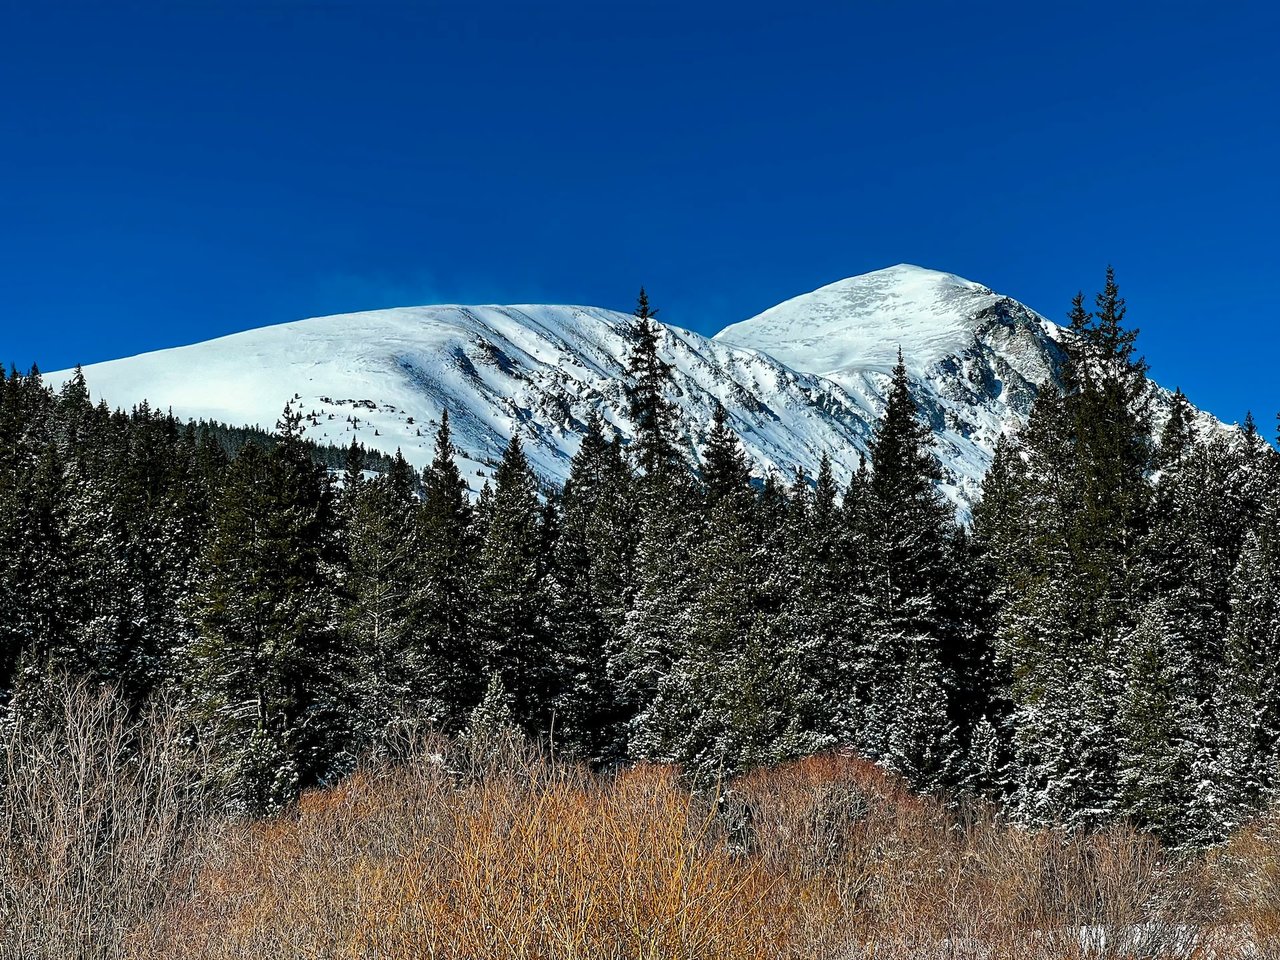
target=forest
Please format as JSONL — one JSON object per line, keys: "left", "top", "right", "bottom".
{"left": 3, "top": 273, "right": 1280, "bottom": 957}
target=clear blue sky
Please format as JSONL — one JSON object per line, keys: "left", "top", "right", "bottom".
{"left": 2, "top": 1, "right": 1277, "bottom": 425}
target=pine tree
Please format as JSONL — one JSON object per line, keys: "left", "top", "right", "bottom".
{"left": 633, "top": 480, "right": 816, "bottom": 780}
{"left": 553, "top": 412, "right": 636, "bottom": 761}
{"left": 617, "top": 470, "right": 701, "bottom": 753}
{"left": 469, "top": 435, "right": 554, "bottom": 735}
{"left": 3, "top": 439, "right": 79, "bottom": 719}
{"left": 1124, "top": 430, "right": 1250, "bottom": 843}
{"left": 775, "top": 454, "right": 857, "bottom": 742}
{"left": 1115, "top": 598, "right": 1201, "bottom": 844}
{"left": 986, "top": 388, "right": 1105, "bottom": 824}
{"left": 1217, "top": 488, "right": 1280, "bottom": 829}
{"left": 625, "top": 288, "right": 680, "bottom": 479}
{"left": 700, "top": 402, "right": 752, "bottom": 504}
{"left": 416, "top": 410, "right": 479, "bottom": 722}
{"left": 1157, "top": 388, "right": 1195, "bottom": 470}
{"left": 342, "top": 451, "right": 426, "bottom": 758}
{"left": 185, "top": 404, "right": 342, "bottom": 814}
{"left": 857, "top": 352, "right": 962, "bottom": 787}
{"left": 1065, "top": 267, "right": 1153, "bottom": 594}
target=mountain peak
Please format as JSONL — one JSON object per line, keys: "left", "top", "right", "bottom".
{"left": 714, "top": 265, "right": 1003, "bottom": 377}
{"left": 51, "top": 266, "right": 1206, "bottom": 517}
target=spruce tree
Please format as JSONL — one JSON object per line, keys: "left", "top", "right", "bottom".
{"left": 553, "top": 412, "right": 636, "bottom": 761}
{"left": 469, "top": 434, "right": 554, "bottom": 735}
{"left": 1217, "top": 488, "right": 1280, "bottom": 829}
{"left": 859, "top": 352, "right": 962, "bottom": 788}
{"left": 625, "top": 288, "right": 680, "bottom": 479}
{"left": 342, "top": 451, "right": 427, "bottom": 758}
{"left": 185, "top": 404, "right": 342, "bottom": 814}
{"left": 701, "top": 402, "right": 752, "bottom": 504}
{"left": 776, "top": 454, "right": 859, "bottom": 742}
{"left": 633, "top": 478, "right": 814, "bottom": 781}
{"left": 989, "top": 271, "right": 1156, "bottom": 827}
{"left": 1157, "top": 388, "right": 1196, "bottom": 470}
{"left": 416, "top": 410, "right": 479, "bottom": 722}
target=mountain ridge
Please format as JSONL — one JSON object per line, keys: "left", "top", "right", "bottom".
{"left": 52, "top": 266, "right": 1218, "bottom": 512}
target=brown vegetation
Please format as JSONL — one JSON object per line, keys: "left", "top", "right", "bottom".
{"left": 0, "top": 681, "right": 216, "bottom": 960}
{"left": 127, "top": 741, "right": 1210, "bottom": 960}
{"left": 1211, "top": 807, "right": 1280, "bottom": 958}
{"left": 4, "top": 690, "right": 1279, "bottom": 959}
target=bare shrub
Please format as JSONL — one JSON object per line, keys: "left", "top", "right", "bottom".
{"left": 0, "top": 679, "right": 216, "bottom": 960}
{"left": 124, "top": 745, "right": 1227, "bottom": 960}
{"left": 0, "top": 687, "right": 1237, "bottom": 960}
{"left": 1212, "top": 806, "right": 1280, "bottom": 958}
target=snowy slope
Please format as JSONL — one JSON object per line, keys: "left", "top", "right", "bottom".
{"left": 56, "top": 303, "right": 883, "bottom": 500}
{"left": 716, "top": 264, "right": 1069, "bottom": 503}
{"left": 717, "top": 265, "right": 1013, "bottom": 377}
{"left": 53, "top": 265, "right": 1217, "bottom": 512}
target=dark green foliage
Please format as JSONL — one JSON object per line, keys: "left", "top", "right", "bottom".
{"left": 1157, "top": 388, "right": 1196, "bottom": 469}
{"left": 341, "top": 450, "right": 429, "bottom": 758}
{"left": 469, "top": 435, "right": 555, "bottom": 734}
{"left": 625, "top": 288, "right": 681, "bottom": 479}
{"left": 856, "top": 353, "right": 968, "bottom": 788}
{"left": 415, "top": 411, "right": 479, "bottom": 723}
{"left": 700, "top": 402, "right": 752, "bottom": 505}
{"left": 3, "top": 268, "right": 1280, "bottom": 845}
{"left": 553, "top": 413, "right": 635, "bottom": 761}
{"left": 185, "top": 405, "right": 343, "bottom": 814}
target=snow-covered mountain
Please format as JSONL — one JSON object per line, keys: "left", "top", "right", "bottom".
{"left": 716, "top": 265, "right": 1069, "bottom": 502}
{"left": 53, "top": 265, "right": 1210, "bottom": 511}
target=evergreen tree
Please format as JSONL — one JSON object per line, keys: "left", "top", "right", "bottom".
{"left": 469, "top": 435, "right": 555, "bottom": 734}
{"left": 1065, "top": 268, "right": 1153, "bottom": 596}
{"left": 776, "top": 454, "right": 861, "bottom": 742}
{"left": 553, "top": 413, "right": 635, "bottom": 761}
{"left": 633, "top": 478, "right": 816, "bottom": 780}
{"left": 701, "top": 402, "right": 752, "bottom": 504}
{"left": 617, "top": 469, "right": 701, "bottom": 752}
{"left": 1115, "top": 598, "right": 1202, "bottom": 843}
{"left": 857, "top": 352, "right": 963, "bottom": 788}
{"left": 1157, "top": 388, "right": 1196, "bottom": 470}
{"left": 185, "top": 404, "right": 342, "bottom": 814}
{"left": 1217, "top": 494, "right": 1280, "bottom": 829}
{"left": 4, "top": 440, "right": 78, "bottom": 717}
{"left": 625, "top": 288, "right": 680, "bottom": 479}
{"left": 342, "top": 451, "right": 427, "bottom": 758}
{"left": 416, "top": 410, "right": 478, "bottom": 722}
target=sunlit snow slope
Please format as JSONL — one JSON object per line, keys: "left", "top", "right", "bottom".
{"left": 57, "top": 303, "right": 882, "bottom": 500}
{"left": 716, "top": 264, "right": 1069, "bottom": 503}
{"left": 55, "top": 265, "right": 1212, "bottom": 512}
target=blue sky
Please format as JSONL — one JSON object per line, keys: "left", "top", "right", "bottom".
{"left": 2, "top": 1, "right": 1277, "bottom": 425}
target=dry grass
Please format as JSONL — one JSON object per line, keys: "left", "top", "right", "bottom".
{"left": 3, "top": 688, "right": 1268, "bottom": 959}
{"left": 127, "top": 742, "right": 1215, "bottom": 960}
{"left": 1210, "top": 807, "right": 1280, "bottom": 958}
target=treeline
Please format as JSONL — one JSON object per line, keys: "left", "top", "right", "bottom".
{"left": 1, "top": 272, "right": 1277, "bottom": 847}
